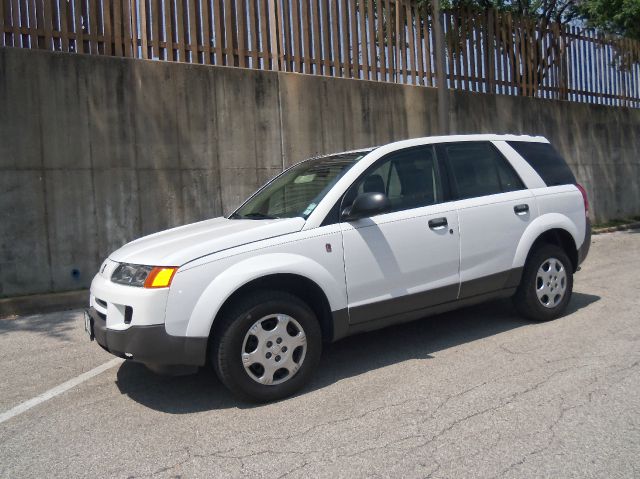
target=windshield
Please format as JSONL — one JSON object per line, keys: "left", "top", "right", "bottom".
{"left": 231, "top": 152, "right": 368, "bottom": 220}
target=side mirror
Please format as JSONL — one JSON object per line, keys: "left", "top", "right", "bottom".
{"left": 341, "top": 192, "right": 391, "bottom": 221}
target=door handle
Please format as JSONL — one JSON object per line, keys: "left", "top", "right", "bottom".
{"left": 514, "top": 204, "right": 529, "bottom": 215}
{"left": 428, "top": 217, "right": 448, "bottom": 229}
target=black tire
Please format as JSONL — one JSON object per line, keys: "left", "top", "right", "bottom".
{"left": 211, "top": 290, "right": 322, "bottom": 402}
{"left": 513, "top": 243, "right": 574, "bottom": 322}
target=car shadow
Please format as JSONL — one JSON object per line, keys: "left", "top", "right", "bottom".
{"left": 114, "top": 292, "right": 600, "bottom": 413}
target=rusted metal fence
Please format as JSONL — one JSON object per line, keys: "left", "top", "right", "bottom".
{"left": 1, "top": 0, "right": 639, "bottom": 107}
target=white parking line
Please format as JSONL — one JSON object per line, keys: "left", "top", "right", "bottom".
{"left": 0, "top": 358, "right": 124, "bottom": 425}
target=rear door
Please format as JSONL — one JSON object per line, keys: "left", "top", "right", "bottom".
{"left": 437, "top": 141, "right": 537, "bottom": 298}
{"left": 506, "top": 140, "right": 588, "bottom": 255}
{"left": 340, "top": 146, "right": 460, "bottom": 326}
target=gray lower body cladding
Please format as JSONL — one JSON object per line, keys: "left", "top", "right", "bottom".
{"left": 87, "top": 307, "right": 208, "bottom": 366}
{"left": 332, "top": 267, "right": 524, "bottom": 340}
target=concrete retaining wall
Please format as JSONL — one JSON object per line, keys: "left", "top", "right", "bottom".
{"left": 1, "top": 47, "right": 639, "bottom": 297}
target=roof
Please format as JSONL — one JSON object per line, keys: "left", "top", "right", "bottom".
{"left": 303, "top": 134, "right": 548, "bottom": 163}
{"left": 379, "top": 133, "right": 548, "bottom": 151}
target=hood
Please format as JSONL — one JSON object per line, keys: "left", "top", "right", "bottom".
{"left": 109, "top": 217, "right": 306, "bottom": 266}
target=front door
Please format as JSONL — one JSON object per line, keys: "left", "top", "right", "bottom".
{"left": 340, "top": 146, "right": 461, "bottom": 326}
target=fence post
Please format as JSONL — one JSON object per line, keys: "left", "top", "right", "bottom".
{"left": 432, "top": 0, "right": 449, "bottom": 134}
{"left": 43, "top": 0, "right": 53, "bottom": 50}
{"left": 0, "top": 0, "right": 4, "bottom": 48}
{"left": 268, "top": 0, "right": 279, "bottom": 70}
{"left": 73, "top": 0, "right": 84, "bottom": 53}
{"left": 486, "top": 9, "right": 494, "bottom": 94}
{"left": 394, "top": 0, "right": 401, "bottom": 82}
{"left": 558, "top": 23, "right": 568, "bottom": 100}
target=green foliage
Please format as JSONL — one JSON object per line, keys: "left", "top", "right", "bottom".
{"left": 416, "top": 0, "right": 640, "bottom": 40}
{"left": 416, "top": 0, "right": 639, "bottom": 70}
{"left": 415, "top": 0, "right": 579, "bottom": 24}
{"left": 578, "top": 0, "right": 640, "bottom": 40}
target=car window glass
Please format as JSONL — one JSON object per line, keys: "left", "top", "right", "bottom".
{"left": 347, "top": 147, "right": 442, "bottom": 214}
{"left": 387, "top": 164, "right": 401, "bottom": 197}
{"left": 495, "top": 155, "right": 525, "bottom": 192}
{"left": 444, "top": 142, "right": 524, "bottom": 199}
{"left": 233, "top": 152, "right": 366, "bottom": 219}
{"left": 507, "top": 141, "right": 576, "bottom": 186}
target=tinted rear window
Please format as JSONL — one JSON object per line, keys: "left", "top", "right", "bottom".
{"left": 508, "top": 141, "right": 576, "bottom": 186}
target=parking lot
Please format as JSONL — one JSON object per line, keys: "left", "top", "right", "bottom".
{"left": 1, "top": 230, "right": 639, "bottom": 478}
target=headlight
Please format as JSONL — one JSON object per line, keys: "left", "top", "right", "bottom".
{"left": 111, "top": 263, "right": 152, "bottom": 287}
{"left": 111, "top": 263, "right": 177, "bottom": 288}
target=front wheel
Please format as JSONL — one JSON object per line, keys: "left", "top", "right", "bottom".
{"left": 513, "top": 244, "right": 574, "bottom": 322}
{"left": 211, "top": 291, "right": 322, "bottom": 402}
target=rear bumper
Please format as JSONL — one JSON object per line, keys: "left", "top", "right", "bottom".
{"left": 87, "top": 307, "right": 208, "bottom": 366}
{"left": 578, "top": 217, "right": 591, "bottom": 266}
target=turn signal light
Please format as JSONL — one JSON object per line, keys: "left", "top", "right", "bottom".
{"left": 144, "top": 267, "right": 178, "bottom": 288}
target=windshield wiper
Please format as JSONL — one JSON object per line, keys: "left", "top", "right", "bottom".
{"left": 228, "top": 212, "right": 243, "bottom": 219}
{"left": 235, "top": 212, "right": 280, "bottom": 220}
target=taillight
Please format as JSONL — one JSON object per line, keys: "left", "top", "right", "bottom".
{"left": 576, "top": 183, "right": 589, "bottom": 217}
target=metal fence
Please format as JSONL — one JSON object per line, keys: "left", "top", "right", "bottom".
{"left": 2, "top": 0, "right": 639, "bottom": 107}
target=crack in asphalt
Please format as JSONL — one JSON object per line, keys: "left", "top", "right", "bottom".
{"left": 154, "top": 360, "right": 611, "bottom": 478}
{"left": 144, "top": 355, "right": 640, "bottom": 478}
{"left": 26, "top": 351, "right": 637, "bottom": 479}
{"left": 490, "top": 358, "right": 640, "bottom": 478}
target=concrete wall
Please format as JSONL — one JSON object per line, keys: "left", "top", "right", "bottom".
{"left": 1, "top": 47, "right": 639, "bottom": 298}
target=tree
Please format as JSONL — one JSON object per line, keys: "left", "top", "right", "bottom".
{"left": 410, "top": 1, "right": 579, "bottom": 96}
{"left": 414, "top": 0, "right": 640, "bottom": 40}
{"left": 578, "top": 0, "right": 640, "bottom": 41}
{"left": 412, "top": 0, "right": 638, "bottom": 96}
{"left": 577, "top": 0, "right": 640, "bottom": 68}
{"left": 415, "top": 0, "right": 579, "bottom": 25}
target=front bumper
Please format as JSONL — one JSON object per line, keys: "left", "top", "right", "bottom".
{"left": 87, "top": 307, "right": 207, "bottom": 366}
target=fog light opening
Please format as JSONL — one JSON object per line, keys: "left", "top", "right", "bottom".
{"left": 124, "top": 306, "right": 133, "bottom": 324}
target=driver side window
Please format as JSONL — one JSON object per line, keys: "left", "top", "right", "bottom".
{"left": 345, "top": 146, "right": 442, "bottom": 214}
{"left": 354, "top": 159, "right": 402, "bottom": 201}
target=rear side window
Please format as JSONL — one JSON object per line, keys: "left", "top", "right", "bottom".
{"left": 442, "top": 142, "right": 524, "bottom": 200}
{"left": 508, "top": 141, "right": 576, "bottom": 186}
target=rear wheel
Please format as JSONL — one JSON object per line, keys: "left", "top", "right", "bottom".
{"left": 513, "top": 244, "right": 573, "bottom": 322}
{"left": 211, "top": 290, "right": 322, "bottom": 402}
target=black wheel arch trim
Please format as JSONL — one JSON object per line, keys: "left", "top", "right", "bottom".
{"left": 526, "top": 227, "right": 581, "bottom": 272}
{"left": 211, "top": 273, "right": 336, "bottom": 344}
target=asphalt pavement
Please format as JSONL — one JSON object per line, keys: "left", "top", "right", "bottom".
{"left": 1, "top": 230, "right": 639, "bottom": 478}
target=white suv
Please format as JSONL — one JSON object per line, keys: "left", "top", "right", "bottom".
{"left": 86, "top": 134, "right": 591, "bottom": 402}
